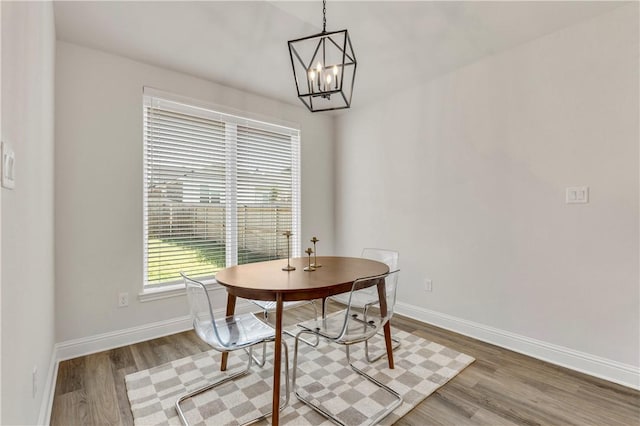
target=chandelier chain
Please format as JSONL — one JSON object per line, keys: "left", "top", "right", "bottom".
{"left": 322, "top": 0, "right": 327, "bottom": 32}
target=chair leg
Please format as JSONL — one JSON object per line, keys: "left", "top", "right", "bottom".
{"left": 176, "top": 347, "right": 254, "bottom": 425}
{"left": 284, "top": 328, "right": 319, "bottom": 347}
{"left": 243, "top": 340, "right": 290, "bottom": 426}
{"left": 310, "top": 299, "right": 319, "bottom": 320}
{"left": 286, "top": 300, "right": 320, "bottom": 347}
{"left": 322, "top": 297, "right": 331, "bottom": 319}
{"left": 247, "top": 331, "right": 316, "bottom": 367}
{"left": 296, "top": 365, "right": 402, "bottom": 426}
{"left": 245, "top": 307, "right": 285, "bottom": 367}
{"left": 347, "top": 360, "right": 403, "bottom": 425}
{"left": 364, "top": 334, "right": 401, "bottom": 363}
{"left": 245, "top": 340, "right": 268, "bottom": 367}
{"left": 176, "top": 342, "right": 290, "bottom": 426}
{"left": 342, "top": 311, "right": 395, "bottom": 364}
{"left": 293, "top": 329, "right": 402, "bottom": 426}
{"left": 280, "top": 340, "right": 291, "bottom": 408}
{"left": 362, "top": 304, "right": 400, "bottom": 363}
{"left": 291, "top": 329, "right": 317, "bottom": 392}
{"left": 246, "top": 310, "right": 271, "bottom": 367}
{"left": 256, "top": 303, "right": 320, "bottom": 360}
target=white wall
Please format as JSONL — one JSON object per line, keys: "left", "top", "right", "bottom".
{"left": 0, "top": 1, "right": 4, "bottom": 420}
{"left": 55, "top": 42, "right": 335, "bottom": 343}
{"left": 1, "top": 1, "right": 56, "bottom": 424}
{"left": 335, "top": 4, "right": 639, "bottom": 369}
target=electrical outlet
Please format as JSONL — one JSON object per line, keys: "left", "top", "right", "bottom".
{"left": 424, "top": 279, "right": 433, "bottom": 292}
{"left": 2, "top": 141, "right": 16, "bottom": 189}
{"left": 118, "top": 292, "right": 129, "bottom": 308}
{"left": 32, "top": 366, "right": 38, "bottom": 398}
{"left": 566, "top": 186, "right": 589, "bottom": 204}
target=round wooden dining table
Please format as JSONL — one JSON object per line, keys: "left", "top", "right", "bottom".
{"left": 215, "top": 256, "right": 393, "bottom": 426}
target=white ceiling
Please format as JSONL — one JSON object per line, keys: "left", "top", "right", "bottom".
{"left": 53, "top": 1, "right": 623, "bottom": 110}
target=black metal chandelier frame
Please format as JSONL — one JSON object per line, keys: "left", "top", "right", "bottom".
{"left": 287, "top": 0, "right": 357, "bottom": 112}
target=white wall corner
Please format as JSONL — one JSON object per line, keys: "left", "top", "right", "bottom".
{"left": 37, "top": 349, "right": 58, "bottom": 426}
{"left": 396, "top": 302, "right": 640, "bottom": 390}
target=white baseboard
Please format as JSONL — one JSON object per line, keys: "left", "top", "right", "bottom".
{"left": 396, "top": 301, "right": 640, "bottom": 390}
{"left": 41, "top": 300, "right": 254, "bottom": 424}
{"left": 55, "top": 315, "right": 192, "bottom": 362}
{"left": 55, "top": 301, "right": 254, "bottom": 362}
{"left": 41, "top": 300, "right": 638, "bottom": 425}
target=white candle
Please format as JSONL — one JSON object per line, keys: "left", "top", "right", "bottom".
{"left": 316, "top": 62, "right": 322, "bottom": 91}
{"left": 309, "top": 70, "right": 316, "bottom": 93}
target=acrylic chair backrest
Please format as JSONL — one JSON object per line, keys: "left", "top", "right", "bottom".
{"left": 181, "top": 273, "right": 225, "bottom": 349}
{"left": 334, "top": 269, "right": 400, "bottom": 343}
{"left": 361, "top": 248, "right": 399, "bottom": 271}
{"left": 356, "top": 248, "right": 399, "bottom": 300}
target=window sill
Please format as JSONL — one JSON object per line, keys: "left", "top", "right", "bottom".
{"left": 138, "top": 279, "right": 223, "bottom": 303}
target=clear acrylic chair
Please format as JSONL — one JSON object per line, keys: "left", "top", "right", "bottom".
{"left": 293, "top": 270, "right": 402, "bottom": 426}
{"left": 327, "top": 248, "right": 400, "bottom": 362}
{"left": 176, "top": 273, "right": 290, "bottom": 426}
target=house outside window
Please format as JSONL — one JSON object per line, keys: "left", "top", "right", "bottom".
{"left": 143, "top": 89, "right": 301, "bottom": 290}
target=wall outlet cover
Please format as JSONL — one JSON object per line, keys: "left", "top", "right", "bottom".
{"left": 32, "top": 366, "right": 38, "bottom": 398}
{"left": 566, "top": 186, "right": 589, "bottom": 204}
{"left": 118, "top": 292, "right": 129, "bottom": 308}
{"left": 2, "top": 141, "right": 16, "bottom": 189}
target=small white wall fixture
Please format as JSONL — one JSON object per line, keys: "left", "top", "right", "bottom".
{"left": 1, "top": 141, "right": 15, "bottom": 189}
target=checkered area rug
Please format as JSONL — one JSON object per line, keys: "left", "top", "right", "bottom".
{"left": 125, "top": 329, "right": 474, "bottom": 425}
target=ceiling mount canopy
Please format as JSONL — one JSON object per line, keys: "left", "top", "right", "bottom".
{"left": 288, "top": 0, "right": 357, "bottom": 112}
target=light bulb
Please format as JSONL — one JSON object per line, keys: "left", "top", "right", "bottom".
{"left": 309, "top": 70, "right": 316, "bottom": 81}
{"left": 326, "top": 74, "right": 332, "bottom": 85}
{"left": 316, "top": 62, "right": 322, "bottom": 73}
{"left": 333, "top": 65, "right": 338, "bottom": 75}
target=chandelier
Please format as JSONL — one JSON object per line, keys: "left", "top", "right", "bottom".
{"left": 288, "top": 0, "right": 357, "bottom": 112}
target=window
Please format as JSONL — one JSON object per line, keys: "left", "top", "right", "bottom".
{"left": 143, "top": 90, "right": 300, "bottom": 289}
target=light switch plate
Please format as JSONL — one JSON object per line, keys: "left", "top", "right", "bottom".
{"left": 566, "top": 186, "right": 588, "bottom": 204}
{"left": 2, "top": 141, "right": 16, "bottom": 189}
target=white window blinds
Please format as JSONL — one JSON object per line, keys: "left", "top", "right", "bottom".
{"left": 143, "top": 93, "right": 300, "bottom": 287}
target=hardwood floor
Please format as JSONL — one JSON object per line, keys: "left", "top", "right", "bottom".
{"left": 51, "top": 304, "right": 640, "bottom": 425}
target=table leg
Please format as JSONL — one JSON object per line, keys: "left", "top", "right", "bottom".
{"left": 220, "top": 293, "right": 237, "bottom": 372}
{"left": 272, "top": 293, "right": 284, "bottom": 426}
{"left": 377, "top": 280, "right": 395, "bottom": 369}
